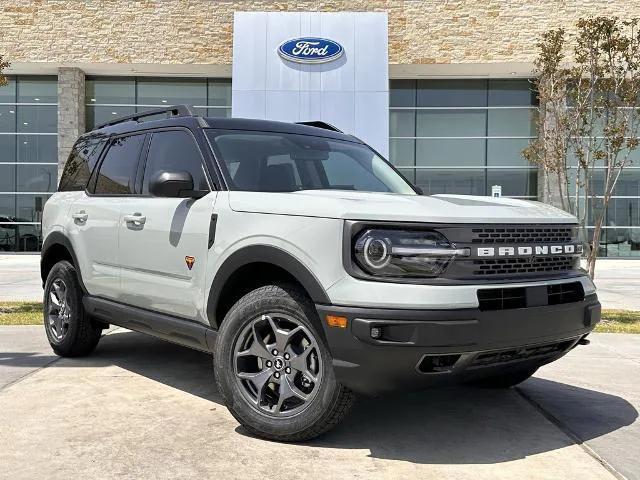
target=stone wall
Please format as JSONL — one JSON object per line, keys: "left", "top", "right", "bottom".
{"left": 1, "top": 1, "right": 639, "bottom": 67}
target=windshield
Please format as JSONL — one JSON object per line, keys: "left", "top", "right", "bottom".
{"left": 205, "top": 130, "right": 417, "bottom": 194}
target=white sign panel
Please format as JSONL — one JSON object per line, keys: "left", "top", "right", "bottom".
{"left": 232, "top": 12, "right": 389, "bottom": 157}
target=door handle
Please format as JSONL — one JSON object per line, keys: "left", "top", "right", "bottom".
{"left": 72, "top": 211, "right": 88, "bottom": 223}
{"left": 123, "top": 213, "right": 146, "bottom": 226}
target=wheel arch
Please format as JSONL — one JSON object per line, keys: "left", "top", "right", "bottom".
{"left": 40, "top": 232, "right": 86, "bottom": 293}
{"left": 206, "top": 245, "right": 330, "bottom": 329}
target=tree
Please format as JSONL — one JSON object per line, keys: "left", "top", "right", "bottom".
{"left": 524, "top": 17, "right": 640, "bottom": 278}
{"left": 0, "top": 55, "right": 9, "bottom": 87}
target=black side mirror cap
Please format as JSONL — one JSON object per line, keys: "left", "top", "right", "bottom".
{"left": 148, "top": 170, "right": 205, "bottom": 198}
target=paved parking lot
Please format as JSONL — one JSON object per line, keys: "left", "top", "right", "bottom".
{"left": 0, "top": 327, "right": 638, "bottom": 480}
{"left": 2, "top": 254, "right": 639, "bottom": 310}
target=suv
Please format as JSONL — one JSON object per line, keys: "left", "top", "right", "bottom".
{"left": 41, "top": 106, "right": 600, "bottom": 441}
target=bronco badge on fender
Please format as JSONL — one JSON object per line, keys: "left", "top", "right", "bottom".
{"left": 185, "top": 256, "right": 195, "bottom": 270}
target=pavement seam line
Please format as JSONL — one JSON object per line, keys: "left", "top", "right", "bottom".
{"left": 0, "top": 327, "right": 123, "bottom": 393}
{"left": 516, "top": 387, "right": 628, "bottom": 480}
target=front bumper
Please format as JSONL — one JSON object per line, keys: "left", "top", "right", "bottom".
{"left": 317, "top": 294, "right": 600, "bottom": 395}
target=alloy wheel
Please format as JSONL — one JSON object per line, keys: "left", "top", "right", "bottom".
{"left": 233, "top": 313, "right": 323, "bottom": 417}
{"left": 47, "top": 278, "right": 71, "bottom": 342}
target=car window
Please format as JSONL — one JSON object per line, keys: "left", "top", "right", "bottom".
{"left": 206, "top": 130, "right": 416, "bottom": 194}
{"left": 142, "top": 130, "right": 209, "bottom": 195}
{"left": 94, "top": 134, "right": 145, "bottom": 195}
{"left": 58, "top": 135, "right": 108, "bottom": 192}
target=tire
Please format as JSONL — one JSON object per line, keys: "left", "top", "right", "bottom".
{"left": 214, "top": 283, "right": 355, "bottom": 442}
{"left": 43, "top": 260, "right": 101, "bottom": 357}
{"left": 470, "top": 367, "right": 538, "bottom": 389}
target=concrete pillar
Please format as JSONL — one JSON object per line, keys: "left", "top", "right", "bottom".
{"left": 57, "top": 67, "right": 85, "bottom": 183}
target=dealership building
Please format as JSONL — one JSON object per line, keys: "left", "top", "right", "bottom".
{"left": 0, "top": 0, "right": 638, "bottom": 256}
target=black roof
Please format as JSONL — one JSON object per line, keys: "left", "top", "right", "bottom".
{"left": 87, "top": 105, "right": 362, "bottom": 144}
{"left": 203, "top": 117, "right": 361, "bottom": 142}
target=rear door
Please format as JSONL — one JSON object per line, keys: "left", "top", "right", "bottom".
{"left": 68, "top": 133, "right": 146, "bottom": 299}
{"left": 117, "top": 128, "right": 216, "bottom": 321}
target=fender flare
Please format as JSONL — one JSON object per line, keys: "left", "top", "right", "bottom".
{"left": 40, "top": 231, "right": 87, "bottom": 293}
{"left": 206, "top": 245, "right": 331, "bottom": 328}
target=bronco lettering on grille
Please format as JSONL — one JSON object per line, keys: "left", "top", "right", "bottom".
{"left": 477, "top": 244, "right": 582, "bottom": 257}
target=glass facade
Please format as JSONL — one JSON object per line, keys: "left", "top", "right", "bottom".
{"left": 0, "top": 76, "right": 57, "bottom": 251}
{"left": 1, "top": 74, "right": 638, "bottom": 258}
{"left": 85, "top": 77, "right": 232, "bottom": 130}
{"left": 389, "top": 79, "right": 538, "bottom": 199}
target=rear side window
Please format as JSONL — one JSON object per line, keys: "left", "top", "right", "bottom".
{"left": 142, "top": 130, "right": 209, "bottom": 194}
{"left": 58, "top": 136, "right": 107, "bottom": 191}
{"left": 94, "top": 134, "right": 145, "bottom": 195}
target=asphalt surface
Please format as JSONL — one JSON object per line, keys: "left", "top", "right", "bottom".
{"left": 3, "top": 255, "right": 639, "bottom": 310}
{"left": 0, "top": 327, "right": 637, "bottom": 479}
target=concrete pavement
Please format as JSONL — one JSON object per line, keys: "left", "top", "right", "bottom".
{"left": 0, "top": 327, "right": 637, "bottom": 479}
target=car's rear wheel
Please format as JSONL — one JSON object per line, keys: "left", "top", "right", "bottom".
{"left": 470, "top": 366, "right": 538, "bottom": 389}
{"left": 214, "top": 283, "right": 355, "bottom": 442}
{"left": 43, "top": 260, "right": 102, "bottom": 357}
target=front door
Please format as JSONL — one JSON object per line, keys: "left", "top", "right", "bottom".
{"left": 117, "top": 129, "right": 215, "bottom": 322}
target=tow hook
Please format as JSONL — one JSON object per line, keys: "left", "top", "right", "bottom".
{"left": 578, "top": 337, "right": 590, "bottom": 346}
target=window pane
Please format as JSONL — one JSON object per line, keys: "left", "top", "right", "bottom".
{"left": 137, "top": 78, "right": 206, "bottom": 107}
{"left": 16, "top": 77, "right": 57, "bottom": 103}
{"left": 16, "top": 194, "right": 49, "bottom": 221}
{"left": 0, "top": 194, "right": 15, "bottom": 218}
{"left": 17, "top": 135, "right": 57, "bottom": 163}
{"left": 416, "top": 169, "right": 485, "bottom": 195}
{"left": 86, "top": 105, "right": 136, "bottom": 131}
{"left": 17, "top": 164, "right": 57, "bottom": 192}
{"left": 143, "top": 130, "right": 208, "bottom": 194}
{"left": 206, "top": 107, "right": 231, "bottom": 118}
{"left": 390, "top": 80, "right": 416, "bottom": 107}
{"left": 0, "top": 223, "right": 43, "bottom": 252}
{"left": 0, "top": 165, "right": 16, "bottom": 192}
{"left": 486, "top": 169, "right": 537, "bottom": 197}
{"left": 488, "top": 79, "right": 536, "bottom": 106}
{"left": 389, "top": 138, "right": 415, "bottom": 167}
{"left": 416, "top": 139, "right": 485, "bottom": 167}
{"left": 59, "top": 136, "right": 107, "bottom": 192}
{"left": 487, "top": 109, "right": 537, "bottom": 137}
{"left": 95, "top": 135, "right": 145, "bottom": 195}
{"left": 607, "top": 198, "right": 640, "bottom": 227}
{"left": 0, "top": 135, "right": 16, "bottom": 162}
{"left": 416, "top": 110, "right": 486, "bottom": 137}
{"left": 0, "top": 77, "right": 16, "bottom": 102}
{"left": 208, "top": 79, "right": 231, "bottom": 106}
{"left": 417, "top": 79, "right": 487, "bottom": 107}
{"left": 86, "top": 77, "right": 135, "bottom": 104}
{"left": 0, "top": 105, "right": 16, "bottom": 132}
{"left": 487, "top": 138, "right": 532, "bottom": 166}
{"left": 614, "top": 169, "right": 640, "bottom": 196}
{"left": 389, "top": 110, "right": 415, "bottom": 137}
{"left": 17, "top": 105, "right": 57, "bottom": 133}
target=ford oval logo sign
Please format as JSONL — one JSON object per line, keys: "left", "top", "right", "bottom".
{"left": 278, "top": 37, "right": 344, "bottom": 64}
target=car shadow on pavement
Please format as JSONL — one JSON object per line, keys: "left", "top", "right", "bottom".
{"left": 16, "top": 330, "right": 638, "bottom": 465}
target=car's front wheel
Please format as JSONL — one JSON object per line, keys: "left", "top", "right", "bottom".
{"left": 214, "top": 283, "right": 355, "bottom": 442}
{"left": 43, "top": 260, "right": 102, "bottom": 357}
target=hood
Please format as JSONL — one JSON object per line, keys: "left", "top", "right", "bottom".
{"left": 228, "top": 190, "right": 577, "bottom": 224}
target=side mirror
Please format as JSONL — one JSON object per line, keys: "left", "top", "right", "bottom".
{"left": 148, "top": 170, "right": 207, "bottom": 199}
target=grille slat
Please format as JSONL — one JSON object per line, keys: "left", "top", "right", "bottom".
{"left": 470, "top": 226, "right": 574, "bottom": 244}
{"left": 477, "top": 282, "right": 585, "bottom": 311}
{"left": 472, "top": 257, "right": 575, "bottom": 276}
{"left": 470, "top": 339, "right": 576, "bottom": 368}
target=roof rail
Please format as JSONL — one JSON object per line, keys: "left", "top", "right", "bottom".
{"left": 94, "top": 105, "right": 193, "bottom": 130}
{"left": 295, "top": 121, "right": 343, "bottom": 133}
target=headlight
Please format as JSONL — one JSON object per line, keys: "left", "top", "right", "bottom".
{"left": 353, "top": 229, "right": 469, "bottom": 278}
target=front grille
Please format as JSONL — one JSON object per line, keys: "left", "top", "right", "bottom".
{"left": 470, "top": 226, "right": 575, "bottom": 244}
{"left": 435, "top": 223, "right": 581, "bottom": 281}
{"left": 472, "top": 256, "right": 576, "bottom": 276}
{"left": 469, "top": 339, "right": 576, "bottom": 368}
{"left": 477, "top": 281, "right": 585, "bottom": 311}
